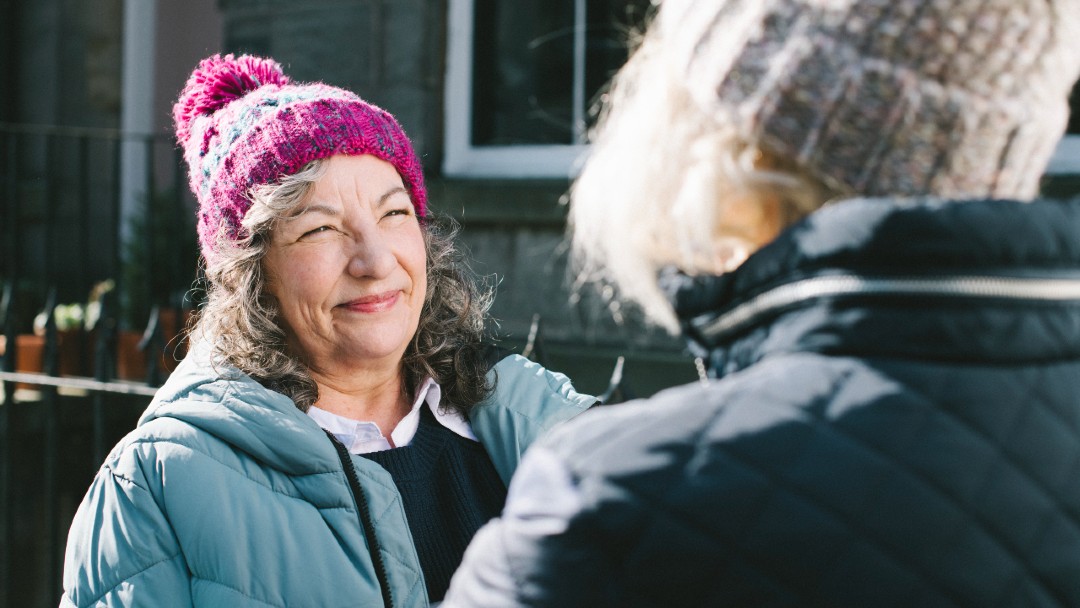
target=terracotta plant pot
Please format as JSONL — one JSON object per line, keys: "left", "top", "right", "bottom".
{"left": 115, "top": 330, "right": 148, "bottom": 382}
{"left": 15, "top": 334, "right": 45, "bottom": 390}
{"left": 157, "top": 307, "right": 181, "bottom": 373}
{"left": 56, "top": 329, "right": 84, "bottom": 377}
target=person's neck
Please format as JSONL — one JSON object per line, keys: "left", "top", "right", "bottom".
{"left": 310, "top": 365, "right": 412, "bottom": 444}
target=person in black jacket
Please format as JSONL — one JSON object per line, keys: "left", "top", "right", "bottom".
{"left": 443, "top": 0, "right": 1080, "bottom": 606}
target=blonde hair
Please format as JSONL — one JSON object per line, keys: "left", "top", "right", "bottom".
{"left": 569, "top": 20, "right": 841, "bottom": 331}
{"left": 191, "top": 159, "right": 495, "bottom": 413}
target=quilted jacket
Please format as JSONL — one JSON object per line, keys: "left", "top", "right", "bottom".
{"left": 444, "top": 196, "right": 1080, "bottom": 607}
{"left": 60, "top": 345, "right": 594, "bottom": 608}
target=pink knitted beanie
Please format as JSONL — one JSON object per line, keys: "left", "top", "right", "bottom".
{"left": 173, "top": 54, "right": 427, "bottom": 266}
{"left": 663, "top": 0, "right": 1080, "bottom": 199}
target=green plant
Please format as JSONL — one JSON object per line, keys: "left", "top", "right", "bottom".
{"left": 31, "top": 280, "right": 116, "bottom": 334}
{"left": 33, "top": 303, "right": 83, "bottom": 334}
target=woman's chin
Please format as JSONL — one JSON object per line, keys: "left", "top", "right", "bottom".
{"left": 334, "top": 331, "right": 413, "bottom": 367}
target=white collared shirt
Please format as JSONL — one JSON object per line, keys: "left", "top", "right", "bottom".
{"left": 307, "top": 377, "right": 478, "bottom": 455}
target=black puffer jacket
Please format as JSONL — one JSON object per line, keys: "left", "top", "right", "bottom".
{"left": 444, "top": 197, "right": 1080, "bottom": 608}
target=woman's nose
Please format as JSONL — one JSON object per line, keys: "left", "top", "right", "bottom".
{"left": 346, "top": 227, "right": 396, "bottom": 279}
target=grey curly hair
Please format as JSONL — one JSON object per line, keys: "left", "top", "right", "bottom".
{"left": 189, "top": 159, "right": 495, "bottom": 414}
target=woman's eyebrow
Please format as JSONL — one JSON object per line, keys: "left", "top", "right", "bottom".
{"left": 284, "top": 203, "right": 339, "bottom": 221}
{"left": 284, "top": 188, "right": 407, "bottom": 220}
{"left": 376, "top": 186, "right": 409, "bottom": 208}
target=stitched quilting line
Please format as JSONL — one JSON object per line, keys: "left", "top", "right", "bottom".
{"left": 553, "top": 380, "right": 813, "bottom": 602}
{"left": 195, "top": 575, "right": 400, "bottom": 608}
{"left": 692, "top": 434, "right": 969, "bottom": 605}
{"left": 907, "top": 363, "right": 1080, "bottom": 513}
{"left": 126, "top": 437, "right": 351, "bottom": 508}
{"left": 103, "top": 463, "right": 145, "bottom": 491}
{"left": 718, "top": 397, "right": 958, "bottom": 604}
{"left": 131, "top": 414, "right": 345, "bottom": 479}
{"left": 380, "top": 549, "right": 424, "bottom": 605}
{"left": 791, "top": 391, "right": 1070, "bottom": 607}
{"left": 589, "top": 453, "right": 826, "bottom": 604}
{"left": 995, "top": 492, "right": 1065, "bottom": 607}
{"left": 745, "top": 353, "right": 1078, "bottom": 602}
{"left": 353, "top": 459, "right": 402, "bottom": 496}
{"left": 191, "top": 577, "right": 284, "bottom": 608}
{"left": 1024, "top": 364, "right": 1080, "bottom": 441}
{"left": 549, "top": 368, "right": 962, "bottom": 602}
{"left": 83, "top": 552, "right": 185, "bottom": 607}
{"left": 153, "top": 377, "right": 342, "bottom": 469}
{"left": 894, "top": 379, "right": 1080, "bottom": 605}
{"left": 665, "top": 364, "right": 971, "bottom": 605}
{"left": 359, "top": 482, "right": 425, "bottom": 604}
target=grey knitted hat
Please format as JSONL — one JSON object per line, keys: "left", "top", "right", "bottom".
{"left": 664, "top": 0, "right": 1080, "bottom": 198}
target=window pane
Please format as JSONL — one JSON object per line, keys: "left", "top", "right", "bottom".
{"left": 584, "top": 0, "right": 650, "bottom": 129}
{"left": 472, "top": 0, "right": 576, "bottom": 146}
{"left": 470, "top": 0, "right": 648, "bottom": 147}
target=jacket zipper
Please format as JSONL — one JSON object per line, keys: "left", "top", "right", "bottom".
{"left": 325, "top": 431, "right": 395, "bottom": 608}
{"left": 694, "top": 274, "right": 1080, "bottom": 341}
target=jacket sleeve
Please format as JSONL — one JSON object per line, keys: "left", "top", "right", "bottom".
{"left": 469, "top": 355, "right": 597, "bottom": 485}
{"left": 61, "top": 443, "right": 192, "bottom": 607}
{"left": 442, "top": 445, "right": 610, "bottom": 608}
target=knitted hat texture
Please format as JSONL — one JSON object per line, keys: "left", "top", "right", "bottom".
{"left": 173, "top": 54, "right": 427, "bottom": 266}
{"left": 663, "top": 0, "right": 1080, "bottom": 198}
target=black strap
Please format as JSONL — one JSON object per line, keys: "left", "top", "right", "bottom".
{"left": 324, "top": 430, "right": 394, "bottom": 608}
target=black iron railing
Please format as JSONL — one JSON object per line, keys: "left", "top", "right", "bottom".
{"left": 0, "top": 278, "right": 185, "bottom": 607}
{"left": 0, "top": 122, "right": 198, "bottom": 326}
{"left": 0, "top": 121, "right": 197, "bottom": 607}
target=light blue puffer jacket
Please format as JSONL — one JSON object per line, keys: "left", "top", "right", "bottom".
{"left": 61, "top": 342, "right": 594, "bottom": 607}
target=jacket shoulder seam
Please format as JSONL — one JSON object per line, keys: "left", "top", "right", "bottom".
{"left": 121, "top": 436, "right": 343, "bottom": 504}
{"left": 80, "top": 551, "right": 184, "bottom": 607}
{"left": 102, "top": 462, "right": 148, "bottom": 492}
{"left": 189, "top": 575, "right": 286, "bottom": 608}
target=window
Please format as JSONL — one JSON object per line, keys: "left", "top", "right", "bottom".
{"left": 447, "top": 5, "right": 1080, "bottom": 178}
{"left": 1047, "top": 81, "right": 1080, "bottom": 174}
{"left": 444, "top": 0, "right": 648, "bottom": 178}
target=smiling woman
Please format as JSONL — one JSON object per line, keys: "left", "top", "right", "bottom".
{"left": 60, "top": 54, "right": 596, "bottom": 608}
{"left": 266, "top": 156, "right": 426, "bottom": 370}
{"left": 262, "top": 156, "right": 430, "bottom": 428}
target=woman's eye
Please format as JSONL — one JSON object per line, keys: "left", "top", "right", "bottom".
{"left": 302, "top": 225, "right": 333, "bottom": 238}
{"left": 384, "top": 208, "right": 412, "bottom": 219}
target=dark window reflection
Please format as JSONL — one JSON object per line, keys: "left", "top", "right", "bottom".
{"left": 472, "top": 0, "right": 650, "bottom": 146}
{"left": 584, "top": 0, "right": 650, "bottom": 130}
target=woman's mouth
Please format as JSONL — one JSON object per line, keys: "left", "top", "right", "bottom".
{"left": 340, "top": 291, "right": 401, "bottom": 313}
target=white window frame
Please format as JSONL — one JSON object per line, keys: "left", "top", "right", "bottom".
{"left": 446, "top": 0, "right": 1080, "bottom": 179}
{"left": 444, "top": 0, "right": 589, "bottom": 178}
{"left": 1047, "top": 136, "right": 1080, "bottom": 174}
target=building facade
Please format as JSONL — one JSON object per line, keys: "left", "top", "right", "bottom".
{"left": 3, "top": 0, "right": 1080, "bottom": 396}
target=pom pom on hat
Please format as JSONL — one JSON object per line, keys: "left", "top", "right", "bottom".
{"left": 173, "top": 54, "right": 290, "bottom": 142}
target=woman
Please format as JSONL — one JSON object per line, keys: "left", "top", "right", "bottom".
{"left": 444, "top": 0, "right": 1080, "bottom": 605}
{"left": 61, "top": 54, "right": 594, "bottom": 607}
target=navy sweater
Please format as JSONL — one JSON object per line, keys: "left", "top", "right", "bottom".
{"left": 362, "top": 404, "right": 507, "bottom": 601}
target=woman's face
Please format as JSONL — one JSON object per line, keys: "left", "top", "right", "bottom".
{"left": 263, "top": 154, "right": 426, "bottom": 376}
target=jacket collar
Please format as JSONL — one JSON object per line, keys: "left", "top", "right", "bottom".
{"left": 665, "top": 197, "right": 1080, "bottom": 376}
{"left": 137, "top": 340, "right": 340, "bottom": 476}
